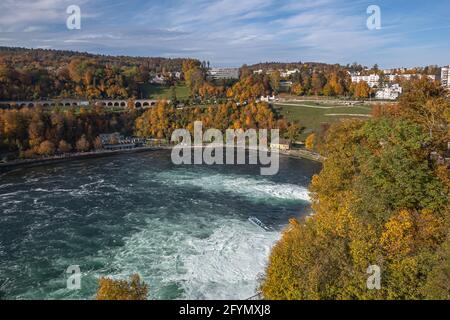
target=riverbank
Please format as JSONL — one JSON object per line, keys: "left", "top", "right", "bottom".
{"left": 0, "top": 146, "right": 171, "bottom": 174}
{"left": 279, "top": 149, "right": 325, "bottom": 162}
{"left": 0, "top": 145, "right": 323, "bottom": 174}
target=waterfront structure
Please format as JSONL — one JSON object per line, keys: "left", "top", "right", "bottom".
{"left": 207, "top": 68, "right": 239, "bottom": 80}
{"left": 99, "top": 133, "right": 145, "bottom": 150}
{"left": 270, "top": 139, "right": 291, "bottom": 151}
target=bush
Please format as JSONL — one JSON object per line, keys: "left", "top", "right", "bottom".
{"left": 58, "top": 140, "right": 72, "bottom": 153}
{"left": 96, "top": 274, "right": 148, "bottom": 300}
{"left": 37, "top": 140, "right": 55, "bottom": 156}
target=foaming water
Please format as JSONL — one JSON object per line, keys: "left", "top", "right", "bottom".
{"left": 155, "top": 170, "right": 311, "bottom": 203}
{"left": 0, "top": 150, "right": 321, "bottom": 299}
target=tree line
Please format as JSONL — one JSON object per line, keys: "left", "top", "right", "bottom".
{"left": 0, "top": 47, "right": 188, "bottom": 101}
{"left": 0, "top": 106, "right": 138, "bottom": 159}
{"left": 135, "top": 100, "right": 302, "bottom": 142}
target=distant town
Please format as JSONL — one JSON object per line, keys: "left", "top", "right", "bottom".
{"left": 208, "top": 65, "right": 450, "bottom": 101}
{"left": 0, "top": 47, "right": 448, "bottom": 167}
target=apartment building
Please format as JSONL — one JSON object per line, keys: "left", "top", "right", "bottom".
{"left": 375, "top": 83, "right": 403, "bottom": 100}
{"left": 207, "top": 68, "right": 240, "bottom": 80}
{"left": 351, "top": 74, "right": 380, "bottom": 88}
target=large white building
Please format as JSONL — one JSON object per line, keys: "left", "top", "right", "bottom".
{"left": 207, "top": 68, "right": 239, "bottom": 80}
{"left": 441, "top": 67, "right": 450, "bottom": 88}
{"left": 351, "top": 74, "right": 380, "bottom": 88}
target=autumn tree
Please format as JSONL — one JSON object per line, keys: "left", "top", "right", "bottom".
{"left": 96, "top": 274, "right": 148, "bottom": 300}
{"left": 93, "top": 136, "right": 103, "bottom": 150}
{"left": 353, "top": 81, "right": 371, "bottom": 99}
{"left": 269, "top": 71, "right": 281, "bottom": 94}
{"left": 291, "top": 83, "right": 304, "bottom": 96}
{"left": 75, "top": 135, "right": 90, "bottom": 152}
{"left": 58, "top": 140, "right": 72, "bottom": 153}
{"left": 37, "top": 140, "right": 55, "bottom": 156}
{"left": 305, "top": 133, "right": 316, "bottom": 150}
{"left": 182, "top": 59, "right": 204, "bottom": 97}
{"left": 311, "top": 73, "right": 325, "bottom": 96}
{"left": 397, "top": 78, "right": 449, "bottom": 150}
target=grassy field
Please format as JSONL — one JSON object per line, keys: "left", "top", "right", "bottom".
{"left": 274, "top": 100, "right": 373, "bottom": 140}
{"left": 139, "top": 83, "right": 190, "bottom": 100}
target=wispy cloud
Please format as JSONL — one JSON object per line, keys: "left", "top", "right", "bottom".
{"left": 0, "top": 0, "right": 448, "bottom": 67}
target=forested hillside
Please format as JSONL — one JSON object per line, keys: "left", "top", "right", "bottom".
{"left": 262, "top": 79, "right": 450, "bottom": 299}
{"left": 0, "top": 47, "right": 188, "bottom": 100}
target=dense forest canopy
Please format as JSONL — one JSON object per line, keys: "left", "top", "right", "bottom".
{"left": 0, "top": 105, "right": 139, "bottom": 159}
{"left": 134, "top": 100, "right": 301, "bottom": 141}
{"left": 0, "top": 47, "right": 187, "bottom": 72}
{"left": 0, "top": 47, "right": 191, "bottom": 101}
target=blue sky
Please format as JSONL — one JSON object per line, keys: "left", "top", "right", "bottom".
{"left": 0, "top": 0, "right": 449, "bottom": 68}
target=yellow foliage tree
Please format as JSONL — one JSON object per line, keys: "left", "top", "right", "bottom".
{"left": 305, "top": 133, "right": 315, "bottom": 150}
{"left": 96, "top": 274, "right": 148, "bottom": 300}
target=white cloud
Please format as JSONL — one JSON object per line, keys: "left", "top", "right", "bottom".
{"left": 0, "top": 0, "right": 448, "bottom": 68}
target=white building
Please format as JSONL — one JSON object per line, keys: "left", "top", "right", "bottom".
{"left": 441, "top": 67, "right": 450, "bottom": 88}
{"left": 387, "top": 73, "right": 436, "bottom": 82}
{"left": 375, "top": 84, "right": 403, "bottom": 100}
{"left": 351, "top": 74, "right": 380, "bottom": 88}
{"left": 208, "top": 68, "right": 239, "bottom": 80}
{"left": 260, "top": 95, "right": 278, "bottom": 102}
{"left": 151, "top": 75, "right": 166, "bottom": 84}
{"left": 280, "top": 69, "right": 300, "bottom": 77}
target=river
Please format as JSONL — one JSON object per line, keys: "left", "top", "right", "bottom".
{"left": 0, "top": 150, "right": 321, "bottom": 300}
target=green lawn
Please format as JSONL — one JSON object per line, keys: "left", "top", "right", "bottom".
{"left": 139, "top": 83, "right": 190, "bottom": 101}
{"left": 274, "top": 101, "right": 373, "bottom": 140}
